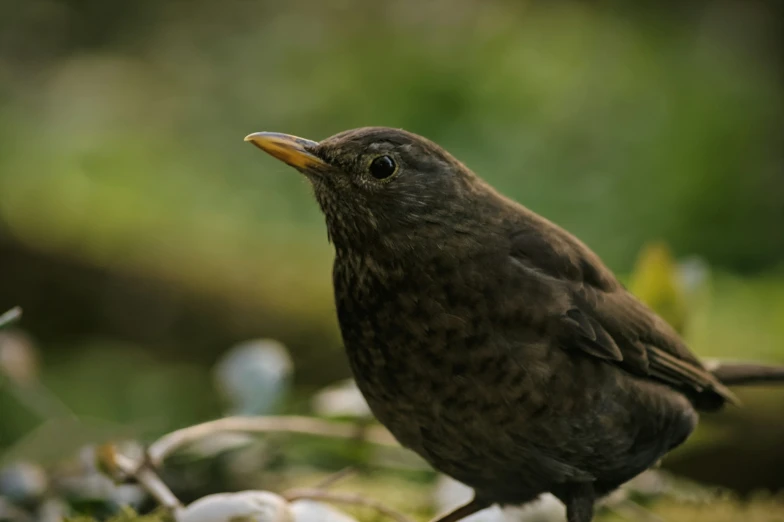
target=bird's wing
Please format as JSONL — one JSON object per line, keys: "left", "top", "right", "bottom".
{"left": 508, "top": 219, "right": 737, "bottom": 409}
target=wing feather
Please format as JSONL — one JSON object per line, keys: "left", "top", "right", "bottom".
{"left": 509, "top": 217, "right": 738, "bottom": 409}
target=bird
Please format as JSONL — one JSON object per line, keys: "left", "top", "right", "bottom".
{"left": 244, "top": 127, "right": 784, "bottom": 522}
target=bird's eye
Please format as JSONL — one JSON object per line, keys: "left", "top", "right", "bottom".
{"left": 369, "top": 155, "right": 397, "bottom": 180}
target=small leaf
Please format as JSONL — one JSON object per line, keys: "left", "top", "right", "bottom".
{"left": 0, "top": 307, "right": 22, "bottom": 330}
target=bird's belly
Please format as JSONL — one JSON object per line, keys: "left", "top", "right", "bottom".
{"left": 350, "top": 352, "right": 566, "bottom": 502}
{"left": 345, "top": 330, "right": 696, "bottom": 501}
{"left": 343, "top": 326, "right": 565, "bottom": 490}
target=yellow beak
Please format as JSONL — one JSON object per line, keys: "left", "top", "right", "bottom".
{"left": 244, "top": 132, "right": 328, "bottom": 172}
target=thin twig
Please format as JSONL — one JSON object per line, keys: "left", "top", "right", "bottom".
{"left": 283, "top": 488, "right": 413, "bottom": 522}
{"left": 147, "top": 416, "right": 399, "bottom": 467}
{"left": 0, "top": 380, "right": 79, "bottom": 421}
{"left": 109, "top": 448, "right": 183, "bottom": 510}
{"left": 0, "top": 307, "right": 22, "bottom": 329}
{"left": 313, "top": 466, "right": 358, "bottom": 490}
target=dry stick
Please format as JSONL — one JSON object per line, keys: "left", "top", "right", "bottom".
{"left": 111, "top": 450, "right": 184, "bottom": 510}
{"left": 0, "top": 305, "right": 75, "bottom": 421}
{"left": 0, "top": 377, "right": 79, "bottom": 422}
{"left": 313, "top": 466, "right": 358, "bottom": 490}
{"left": 284, "top": 488, "right": 413, "bottom": 522}
{"left": 147, "top": 416, "right": 400, "bottom": 468}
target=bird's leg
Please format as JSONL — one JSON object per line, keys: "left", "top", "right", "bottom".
{"left": 428, "top": 496, "right": 491, "bottom": 522}
{"left": 563, "top": 483, "right": 595, "bottom": 522}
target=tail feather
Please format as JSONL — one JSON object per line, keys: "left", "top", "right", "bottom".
{"left": 704, "top": 359, "right": 784, "bottom": 386}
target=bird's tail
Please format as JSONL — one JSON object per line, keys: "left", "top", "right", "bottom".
{"left": 704, "top": 359, "right": 784, "bottom": 386}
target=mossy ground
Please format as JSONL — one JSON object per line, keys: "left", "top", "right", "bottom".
{"left": 66, "top": 471, "right": 784, "bottom": 522}
{"left": 66, "top": 496, "right": 784, "bottom": 522}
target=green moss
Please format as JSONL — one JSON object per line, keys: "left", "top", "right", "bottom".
{"left": 602, "top": 494, "right": 784, "bottom": 522}
{"left": 67, "top": 507, "right": 174, "bottom": 522}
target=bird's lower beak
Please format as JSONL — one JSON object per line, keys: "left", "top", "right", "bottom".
{"left": 244, "top": 132, "right": 327, "bottom": 173}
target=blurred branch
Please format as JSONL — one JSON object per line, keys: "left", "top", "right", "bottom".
{"left": 99, "top": 442, "right": 411, "bottom": 522}
{"left": 283, "top": 488, "right": 413, "bottom": 522}
{"left": 99, "top": 444, "right": 183, "bottom": 511}
{"left": 312, "top": 467, "right": 358, "bottom": 489}
{"left": 0, "top": 306, "right": 22, "bottom": 329}
{"left": 0, "top": 307, "right": 84, "bottom": 447}
{"left": 146, "top": 416, "right": 400, "bottom": 468}
{"left": 0, "top": 377, "right": 78, "bottom": 422}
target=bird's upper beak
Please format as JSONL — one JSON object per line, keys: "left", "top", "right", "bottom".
{"left": 244, "top": 132, "right": 328, "bottom": 174}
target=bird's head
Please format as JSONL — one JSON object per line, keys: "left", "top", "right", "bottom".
{"left": 245, "top": 127, "right": 497, "bottom": 252}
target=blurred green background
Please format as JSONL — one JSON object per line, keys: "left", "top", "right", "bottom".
{"left": 1, "top": 0, "right": 784, "bottom": 519}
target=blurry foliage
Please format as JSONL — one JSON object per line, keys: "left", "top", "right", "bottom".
{"left": 1, "top": 1, "right": 783, "bottom": 289}
{"left": 628, "top": 242, "right": 690, "bottom": 334}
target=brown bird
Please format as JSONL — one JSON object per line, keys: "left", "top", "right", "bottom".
{"left": 245, "top": 127, "right": 784, "bottom": 522}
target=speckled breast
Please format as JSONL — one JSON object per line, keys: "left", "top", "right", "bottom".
{"left": 330, "top": 251, "right": 531, "bottom": 459}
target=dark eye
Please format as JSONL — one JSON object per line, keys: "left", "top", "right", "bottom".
{"left": 369, "top": 155, "right": 397, "bottom": 180}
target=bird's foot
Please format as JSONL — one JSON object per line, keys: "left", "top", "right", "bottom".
{"left": 563, "top": 482, "right": 595, "bottom": 522}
